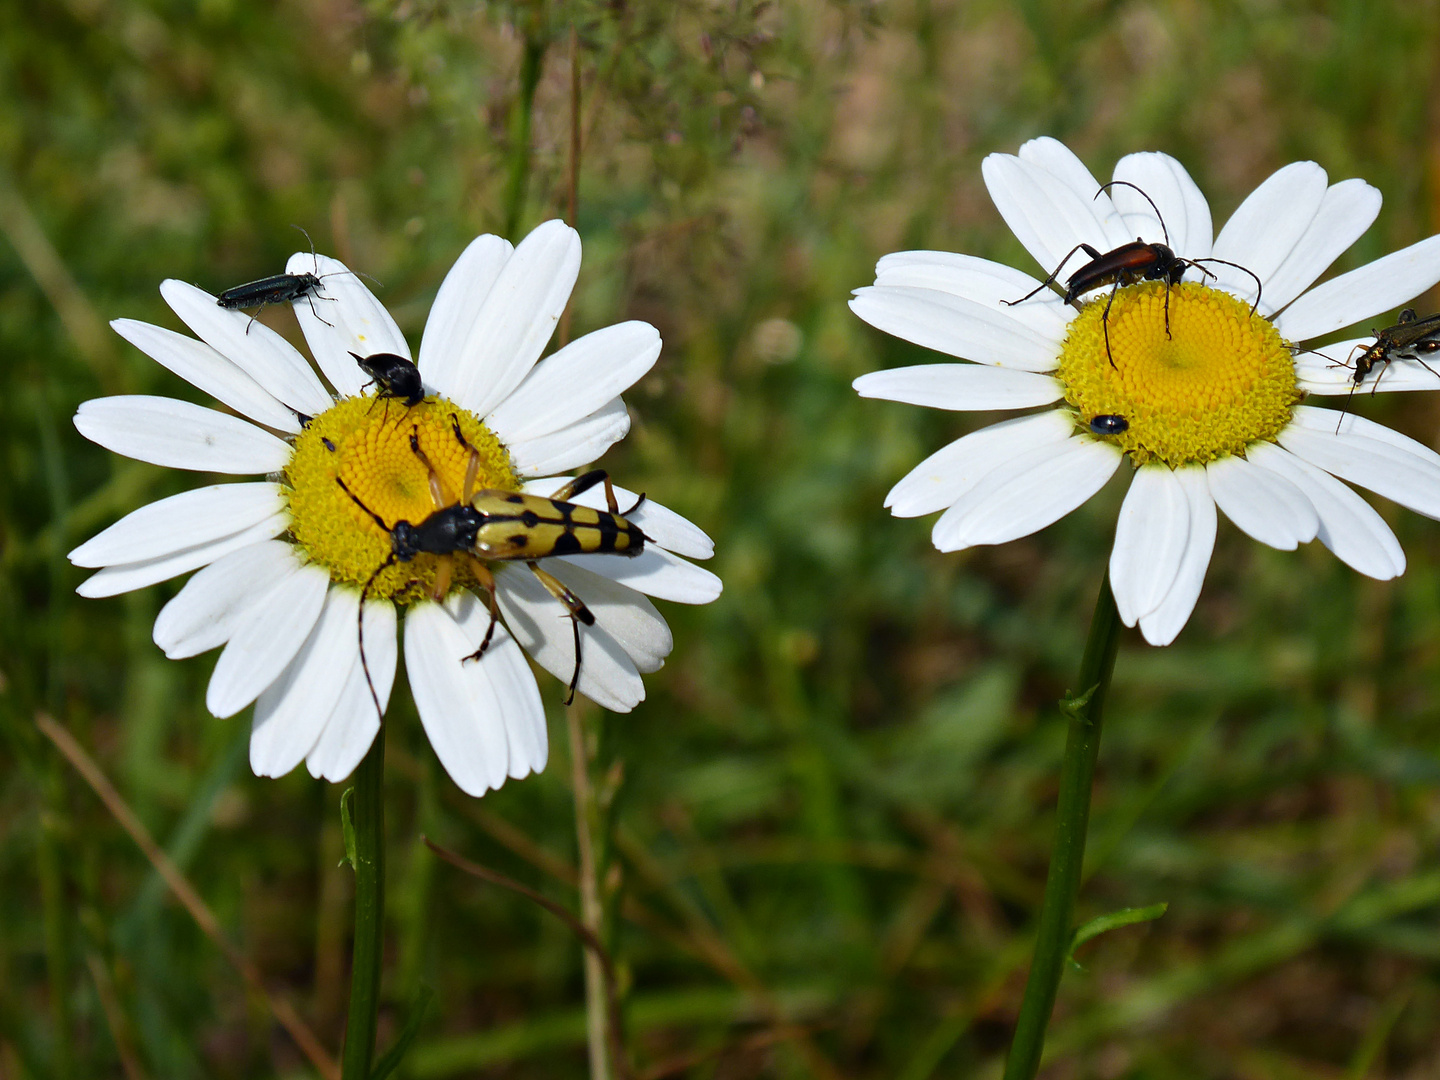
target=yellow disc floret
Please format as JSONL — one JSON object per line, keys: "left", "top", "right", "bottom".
{"left": 1057, "top": 281, "right": 1300, "bottom": 467}
{"left": 285, "top": 395, "right": 519, "bottom": 604}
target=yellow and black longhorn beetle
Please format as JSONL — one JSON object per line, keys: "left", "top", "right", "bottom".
{"left": 338, "top": 413, "right": 648, "bottom": 718}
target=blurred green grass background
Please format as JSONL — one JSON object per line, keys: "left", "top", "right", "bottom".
{"left": 6, "top": 0, "right": 1440, "bottom": 1076}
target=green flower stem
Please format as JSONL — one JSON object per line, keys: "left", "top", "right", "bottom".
{"left": 503, "top": 21, "right": 548, "bottom": 239}
{"left": 567, "top": 705, "right": 612, "bottom": 1080}
{"left": 1002, "top": 571, "right": 1122, "bottom": 1080}
{"left": 341, "top": 729, "right": 386, "bottom": 1080}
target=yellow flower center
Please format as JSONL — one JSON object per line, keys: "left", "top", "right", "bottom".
{"left": 1056, "top": 281, "right": 1300, "bottom": 467}
{"left": 285, "top": 395, "right": 519, "bottom": 603}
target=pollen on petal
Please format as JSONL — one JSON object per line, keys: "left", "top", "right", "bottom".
{"left": 285, "top": 395, "right": 518, "bottom": 602}
{"left": 1057, "top": 281, "right": 1300, "bottom": 468}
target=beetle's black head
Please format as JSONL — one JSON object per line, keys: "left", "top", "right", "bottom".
{"left": 389, "top": 520, "right": 422, "bottom": 561}
{"left": 408, "top": 505, "right": 485, "bottom": 557}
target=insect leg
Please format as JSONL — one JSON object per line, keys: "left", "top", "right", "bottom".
{"left": 447, "top": 413, "right": 482, "bottom": 503}
{"left": 548, "top": 469, "right": 648, "bottom": 516}
{"left": 429, "top": 553, "right": 454, "bottom": 603}
{"left": 549, "top": 469, "right": 609, "bottom": 502}
{"left": 304, "top": 290, "right": 335, "bottom": 328}
{"left": 526, "top": 562, "right": 596, "bottom": 705}
{"left": 1002, "top": 244, "right": 1099, "bottom": 306}
{"left": 1100, "top": 278, "right": 1122, "bottom": 369}
{"left": 460, "top": 557, "right": 501, "bottom": 663}
{"left": 409, "top": 425, "right": 451, "bottom": 509}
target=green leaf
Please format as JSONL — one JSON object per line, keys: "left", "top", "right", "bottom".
{"left": 1059, "top": 683, "right": 1099, "bottom": 722}
{"left": 371, "top": 984, "right": 435, "bottom": 1080}
{"left": 339, "top": 786, "right": 357, "bottom": 871}
{"left": 1068, "top": 902, "right": 1168, "bottom": 967}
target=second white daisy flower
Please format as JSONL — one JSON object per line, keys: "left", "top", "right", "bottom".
{"left": 852, "top": 138, "right": 1440, "bottom": 645}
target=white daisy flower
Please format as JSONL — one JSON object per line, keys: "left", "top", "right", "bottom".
{"left": 851, "top": 137, "right": 1440, "bottom": 646}
{"left": 70, "top": 220, "right": 722, "bottom": 796}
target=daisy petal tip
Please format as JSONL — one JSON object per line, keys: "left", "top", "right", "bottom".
{"left": 1137, "top": 617, "right": 1181, "bottom": 647}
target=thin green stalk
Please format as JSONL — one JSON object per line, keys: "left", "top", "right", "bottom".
{"left": 503, "top": 25, "right": 548, "bottom": 239}
{"left": 341, "top": 729, "right": 386, "bottom": 1080}
{"left": 568, "top": 705, "right": 612, "bottom": 1080}
{"left": 1002, "top": 572, "right": 1122, "bottom": 1080}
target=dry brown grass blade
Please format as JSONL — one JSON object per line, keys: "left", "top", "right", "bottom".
{"left": 0, "top": 177, "right": 120, "bottom": 390}
{"left": 36, "top": 713, "right": 340, "bottom": 1080}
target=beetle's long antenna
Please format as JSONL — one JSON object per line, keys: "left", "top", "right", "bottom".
{"left": 290, "top": 223, "right": 319, "bottom": 274}
{"left": 1098, "top": 180, "right": 1170, "bottom": 248}
{"left": 1193, "top": 257, "right": 1264, "bottom": 316}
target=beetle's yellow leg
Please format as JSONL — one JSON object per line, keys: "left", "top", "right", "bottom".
{"left": 527, "top": 562, "right": 595, "bottom": 705}
{"left": 408, "top": 425, "right": 452, "bottom": 508}
{"left": 447, "top": 413, "right": 482, "bottom": 502}
{"left": 549, "top": 469, "right": 606, "bottom": 503}
{"left": 429, "top": 554, "right": 453, "bottom": 602}
{"left": 551, "top": 469, "right": 647, "bottom": 516}
{"left": 460, "top": 556, "right": 502, "bottom": 663}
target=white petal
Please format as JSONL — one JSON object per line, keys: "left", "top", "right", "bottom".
{"left": 1246, "top": 441, "right": 1405, "bottom": 579}
{"left": 152, "top": 540, "right": 297, "bottom": 657}
{"left": 1205, "top": 453, "right": 1318, "bottom": 550}
{"left": 884, "top": 410, "right": 1076, "bottom": 519}
{"left": 509, "top": 397, "right": 630, "bottom": 477}
{"left": 487, "top": 322, "right": 661, "bottom": 443}
{"left": 160, "top": 279, "right": 332, "bottom": 416}
{"left": 1259, "top": 179, "right": 1382, "bottom": 313}
{"left": 110, "top": 319, "right": 301, "bottom": 433}
{"left": 306, "top": 599, "right": 396, "bottom": 782}
{"left": 1137, "top": 466, "right": 1216, "bottom": 646}
{"left": 872, "top": 252, "right": 1072, "bottom": 341}
{"left": 77, "top": 516, "right": 288, "bottom": 599}
{"left": 494, "top": 564, "right": 644, "bottom": 713}
{"left": 1279, "top": 406, "right": 1440, "bottom": 520}
{"left": 522, "top": 478, "right": 715, "bottom": 559}
{"left": 1291, "top": 405, "right": 1440, "bottom": 465}
{"left": 1211, "top": 162, "right": 1328, "bottom": 302}
{"left": 1110, "top": 465, "right": 1190, "bottom": 626}
{"left": 446, "top": 591, "right": 548, "bottom": 779}
{"left": 205, "top": 562, "right": 331, "bottom": 719}
{"left": 287, "top": 252, "right": 409, "bottom": 398}
{"left": 558, "top": 546, "right": 722, "bottom": 604}
{"left": 418, "top": 234, "right": 515, "bottom": 394}
{"left": 849, "top": 286, "right": 1064, "bottom": 372}
{"left": 69, "top": 483, "right": 285, "bottom": 567}
{"left": 542, "top": 560, "right": 673, "bottom": 673}
{"left": 1275, "top": 235, "right": 1440, "bottom": 342}
{"left": 981, "top": 151, "right": 1127, "bottom": 278}
{"left": 853, "top": 360, "right": 1063, "bottom": 410}
{"left": 1111, "top": 152, "right": 1213, "bottom": 259}
{"left": 250, "top": 587, "right": 358, "bottom": 778}
{"left": 439, "top": 220, "right": 581, "bottom": 417}
{"left": 1018, "top": 138, "right": 1113, "bottom": 204}
{"left": 930, "top": 435, "right": 1120, "bottom": 552}
{"left": 74, "top": 397, "right": 291, "bottom": 475}
{"left": 404, "top": 597, "right": 533, "bottom": 794}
